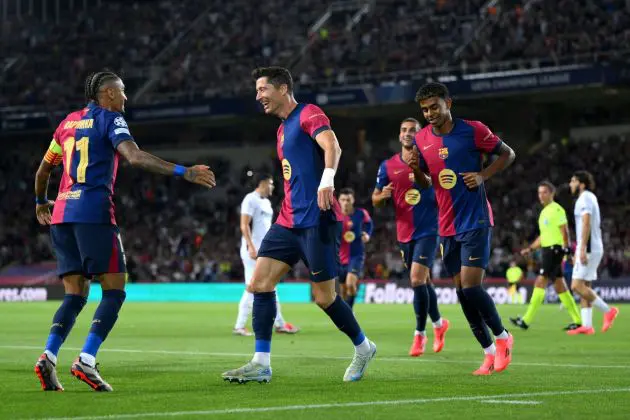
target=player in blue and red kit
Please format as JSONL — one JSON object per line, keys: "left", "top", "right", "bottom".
{"left": 372, "top": 118, "right": 450, "bottom": 357}
{"left": 338, "top": 188, "right": 373, "bottom": 309}
{"left": 410, "top": 82, "right": 515, "bottom": 375}
{"left": 223, "top": 67, "right": 376, "bottom": 384}
{"left": 33, "top": 71, "right": 215, "bottom": 392}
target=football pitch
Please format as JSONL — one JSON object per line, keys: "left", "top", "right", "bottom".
{"left": 0, "top": 302, "right": 628, "bottom": 419}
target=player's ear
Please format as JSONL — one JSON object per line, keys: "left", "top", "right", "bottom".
{"left": 445, "top": 98, "right": 453, "bottom": 110}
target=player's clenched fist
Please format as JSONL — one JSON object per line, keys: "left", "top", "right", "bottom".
{"left": 184, "top": 165, "right": 216, "bottom": 188}
{"left": 407, "top": 145, "right": 420, "bottom": 170}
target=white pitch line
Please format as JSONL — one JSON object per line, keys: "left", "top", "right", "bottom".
{"left": 32, "top": 387, "right": 630, "bottom": 420}
{"left": 1, "top": 344, "right": 629, "bottom": 370}
{"left": 480, "top": 400, "right": 542, "bottom": 405}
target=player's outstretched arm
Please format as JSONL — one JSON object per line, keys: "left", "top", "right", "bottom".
{"left": 34, "top": 159, "right": 56, "bottom": 225}
{"left": 314, "top": 130, "right": 341, "bottom": 210}
{"left": 116, "top": 140, "right": 216, "bottom": 188}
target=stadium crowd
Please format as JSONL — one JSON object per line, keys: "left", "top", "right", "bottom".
{"left": 3, "top": 0, "right": 628, "bottom": 107}
{"left": 1, "top": 134, "right": 629, "bottom": 283}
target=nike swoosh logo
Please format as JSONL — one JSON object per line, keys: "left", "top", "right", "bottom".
{"left": 423, "top": 145, "right": 433, "bottom": 150}
{"left": 418, "top": 256, "right": 427, "bottom": 259}
{"left": 394, "top": 170, "right": 405, "bottom": 174}
{"left": 312, "top": 270, "right": 324, "bottom": 276}
{"left": 469, "top": 256, "right": 481, "bottom": 261}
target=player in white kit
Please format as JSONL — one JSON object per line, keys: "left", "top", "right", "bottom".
{"left": 233, "top": 174, "right": 300, "bottom": 336}
{"left": 567, "top": 171, "right": 619, "bottom": 336}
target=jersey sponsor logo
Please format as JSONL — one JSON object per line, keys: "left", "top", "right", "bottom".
{"left": 63, "top": 119, "right": 93, "bottom": 130}
{"left": 281, "top": 159, "right": 292, "bottom": 180}
{"left": 438, "top": 147, "right": 449, "bottom": 159}
{"left": 344, "top": 231, "right": 356, "bottom": 243}
{"left": 438, "top": 169, "right": 457, "bottom": 189}
{"left": 57, "top": 190, "right": 82, "bottom": 200}
{"left": 404, "top": 189, "right": 421, "bottom": 205}
{"left": 114, "top": 117, "right": 128, "bottom": 128}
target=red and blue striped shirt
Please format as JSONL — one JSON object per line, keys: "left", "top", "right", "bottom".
{"left": 46, "top": 102, "right": 133, "bottom": 225}
{"left": 339, "top": 208, "right": 373, "bottom": 264}
{"left": 375, "top": 154, "right": 438, "bottom": 243}
{"left": 275, "top": 103, "right": 342, "bottom": 229}
{"left": 414, "top": 119, "right": 501, "bottom": 237}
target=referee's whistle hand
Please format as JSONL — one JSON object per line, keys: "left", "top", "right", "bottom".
{"left": 184, "top": 165, "right": 216, "bottom": 188}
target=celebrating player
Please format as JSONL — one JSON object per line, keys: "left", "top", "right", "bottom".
{"left": 338, "top": 188, "right": 373, "bottom": 309}
{"left": 233, "top": 173, "right": 299, "bottom": 336}
{"left": 567, "top": 171, "right": 619, "bottom": 335}
{"left": 222, "top": 67, "right": 376, "bottom": 384}
{"left": 33, "top": 71, "right": 215, "bottom": 391}
{"left": 510, "top": 181, "right": 582, "bottom": 330}
{"left": 410, "top": 82, "right": 515, "bottom": 375}
{"left": 372, "top": 118, "right": 449, "bottom": 357}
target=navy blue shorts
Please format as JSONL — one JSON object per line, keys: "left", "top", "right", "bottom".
{"left": 399, "top": 236, "right": 438, "bottom": 270}
{"left": 338, "top": 256, "right": 365, "bottom": 283}
{"left": 50, "top": 223, "right": 127, "bottom": 278}
{"left": 258, "top": 220, "right": 341, "bottom": 282}
{"left": 440, "top": 228, "right": 491, "bottom": 276}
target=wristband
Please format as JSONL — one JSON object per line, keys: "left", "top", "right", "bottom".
{"left": 174, "top": 165, "right": 186, "bottom": 177}
{"left": 318, "top": 168, "right": 335, "bottom": 191}
{"left": 35, "top": 196, "right": 48, "bottom": 205}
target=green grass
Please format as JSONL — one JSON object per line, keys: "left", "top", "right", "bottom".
{"left": 0, "top": 302, "right": 628, "bottom": 419}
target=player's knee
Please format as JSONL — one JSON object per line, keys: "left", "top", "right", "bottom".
{"left": 312, "top": 286, "right": 336, "bottom": 309}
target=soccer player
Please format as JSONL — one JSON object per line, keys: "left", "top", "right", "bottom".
{"left": 233, "top": 173, "right": 299, "bottom": 335}
{"left": 410, "top": 82, "right": 515, "bottom": 375}
{"left": 33, "top": 71, "right": 215, "bottom": 392}
{"left": 222, "top": 67, "right": 376, "bottom": 384}
{"left": 372, "top": 118, "right": 449, "bottom": 357}
{"left": 510, "top": 181, "right": 582, "bottom": 330}
{"left": 567, "top": 171, "right": 619, "bottom": 335}
{"left": 338, "top": 188, "right": 373, "bottom": 309}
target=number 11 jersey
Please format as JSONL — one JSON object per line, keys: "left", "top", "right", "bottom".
{"left": 44, "top": 102, "right": 134, "bottom": 225}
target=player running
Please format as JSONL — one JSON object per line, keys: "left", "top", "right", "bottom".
{"left": 410, "top": 82, "right": 515, "bottom": 375}
{"left": 372, "top": 118, "right": 449, "bottom": 357}
{"left": 222, "top": 67, "right": 376, "bottom": 384}
{"left": 510, "top": 181, "right": 582, "bottom": 330}
{"left": 34, "top": 70, "right": 215, "bottom": 392}
{"left": 337, "top": 188, "right": 373, "bottom": 309}
{"left": 566, "top": 171, "right": 619, "bottom": 335}
{"left": 233, "top": 173, "right": 299, "bottom": 336}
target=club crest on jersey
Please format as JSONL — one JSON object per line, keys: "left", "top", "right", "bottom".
{"left": 282, "top": 159, "right": 291, "bottom": 180}
{"left": 344, "top": 231, "right": 356, "bottom": 243}
{"left": 438, "top": 147, "right": 449, "bottom": 160}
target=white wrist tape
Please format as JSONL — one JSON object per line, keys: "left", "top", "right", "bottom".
{"left": 318, "top": 168, "right": 336, "bottom": 191}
